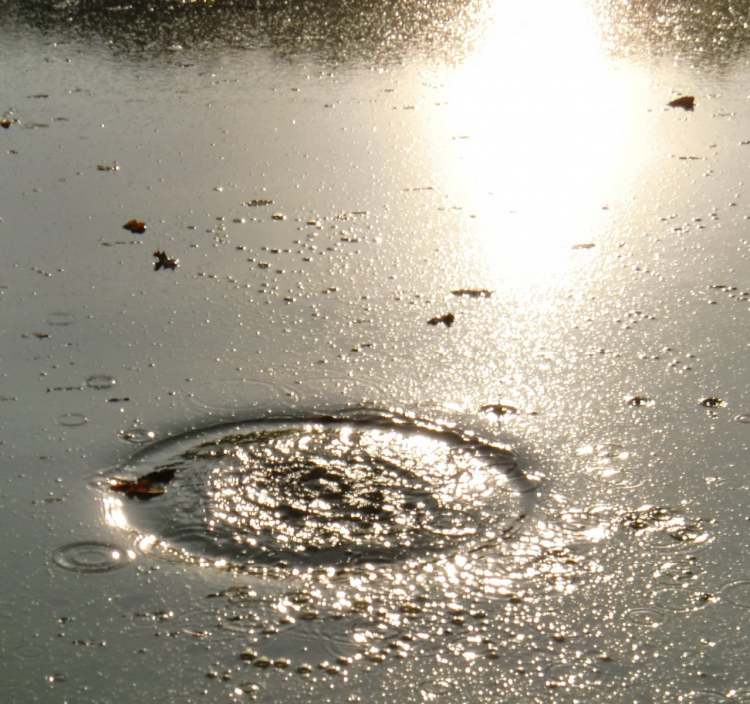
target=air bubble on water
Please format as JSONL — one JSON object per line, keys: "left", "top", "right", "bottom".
{"left": 86, "top": 374, "right": 116, "bottom": 390}
{"left": 57, "top": 413, "right": 88, "bottom": 427}
{"left": 117, "top": 428, "right": 156, "bottom": 444}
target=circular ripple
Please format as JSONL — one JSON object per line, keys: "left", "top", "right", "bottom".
{"left": 117, "top": 428, "right": 156, "bottom": 444}
{"left": 187, "top": 379, "right": 290, "bottom": 413}
{"left": 57, "top": 413, "right": 88, "bottom": 427}
{"left": 720, "top": 580, "right": 750, "bottom": 608}
{"left": 97, "top": 410, "right": 530, "bottom": 569}
{"left": 623, "top": 606, "right": 668, "bottom": 627}
{"left": 52, "top": 541, "right": 133, "bottom": 573}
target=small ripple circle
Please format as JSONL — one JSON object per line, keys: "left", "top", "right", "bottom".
{"left": 52, "top": 541, "right": 133, "bottom": 573}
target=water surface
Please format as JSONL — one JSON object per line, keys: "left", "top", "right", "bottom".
{"left": 2, "top": 1, "right": 750, "bottom": 702}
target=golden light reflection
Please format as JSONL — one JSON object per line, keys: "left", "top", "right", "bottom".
{"left": 102, "top": 495, "right": 130, "bottom": 531}
{"left": 432, "top": 0, "right": 653, "bottom": 287}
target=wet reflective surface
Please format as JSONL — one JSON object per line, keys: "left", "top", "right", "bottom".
{"left": 97, "top": 411, "right": 526, "bottom": 567}
{"left": 2, "top": 0, "right": 750, "bottom": 702}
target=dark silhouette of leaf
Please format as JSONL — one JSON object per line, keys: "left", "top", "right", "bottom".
{"left": 109, "top": 467, "right": 177, "bottom": 500}
{"left": 427, "top": 313, "right": 455, "bottom": 327}
{"left": 153, "top": 250, "right": 178, "bottom": 271}
{"left": 668, "top": 95, "right": 695, "bottom": 111}
{"left": 627, "top": 396, "right": 653, "bottom": 407}
{"left": 480, "top": 403, "right": 519, "bottom": 416}
{"left": 451, "top": 288, "right": 493, "bottom": 298}
{"left": 123, "top": 219, "right": 146, "bottom": 233}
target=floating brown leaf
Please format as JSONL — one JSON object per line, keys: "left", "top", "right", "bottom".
{"left": 667, "top": 95, "right": 695, "bottom": 111}
{"left": 97, "top": 162, "right": 120, "bottom": 172}
{"left": 451, "top": 288, "right": 493, "bottom": 298}
{"left": 153, "top": 250, "right": 178, "bottom": 271}
{"left": 427, "top": 312, "right": 455, "bottom": 327}
{"left": 699, "top": 397, "right": 725, "bottom": 408}
{"left": 123, "top": 219, "right": 146, "bottom": 234}
{"left": 0, "top": 118, "right": 14, "bottom": 129}
{"left": 572, "top": 243, "right": 595, "bottom": 250}
{"left": 244, "top": 199, "right": 274, "bottom": 207}
{"left": 109, "top": 467, "right": 177, "bottom": 500}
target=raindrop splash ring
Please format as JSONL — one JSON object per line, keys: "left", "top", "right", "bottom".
{"left": 95, "top": 410, "right": 533, "bottom": 570}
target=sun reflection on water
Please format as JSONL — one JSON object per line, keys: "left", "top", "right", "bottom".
{"left": 432, "top": 0, "right": 654, "bottom": 287}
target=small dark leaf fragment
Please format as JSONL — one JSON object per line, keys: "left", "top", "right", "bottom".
{"left": 668, "top": 95, "right": 695, "bottom": 111}
{"left": 427, "top": 313, "right": 455, "bottom": 327}
{"left": 153, "top": 250, "right": 178, "bottom": 271}
{"left": 699, "top": 397, "right": 725, "bottom": 408}
{"left": 123, "top": 219, "right": 146, "bottom": 234}
{"left": 109, "top": 467, "right": 177, "bottom": 500}
{"left": 627, "top": 395, "right": 653, "bottom": 407}
{"left": 109, "top": 479, "right": 164, "bottom": 500}
{"left": 244, "top": 198, "right": 274, "bottom": 207}
{"left": 97, "top": 162, "right": 120, "bottom": 172}
{"left": 480, "top": 403, "right": 519, "bottom": 416}
{"left": 451, "top": 288, "right": 493, "bottom": 298}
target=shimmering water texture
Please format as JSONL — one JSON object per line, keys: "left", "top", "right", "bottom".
{"left": 96, "top": 411, "right": 533, "bottom": 571}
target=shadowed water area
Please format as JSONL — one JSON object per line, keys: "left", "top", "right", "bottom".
{"left": 2, "top": 0, "right": 750, "bottom": 702}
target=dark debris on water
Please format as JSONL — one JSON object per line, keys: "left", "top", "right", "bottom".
{"left": 123, "top": 219, "right": 146, "bottom": 234}
{"left": 451, "top": 288, "right": 493, "bottom": 298}
{"left": 427, "top": 312, "right": 455, "bottom": 327}
{"left": 480, "top": 403, "right": 520, "bottom": 416}
{"left": 667, "top": 95, "right": 695, "bottom": 111}
{"left": 153, "top": 250, "right": 178, "bottom": 271}
{"left": 109, "top": 467, "right": 177, "bottom": 500}
{"left": 626, "top": 395, "right": 654, "bottom": 407}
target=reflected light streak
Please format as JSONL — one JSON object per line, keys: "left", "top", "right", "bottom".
{"left": 102, "top": 495, "right": 130, "bottom": 531}
{"left": 433, "top": 0, "right": 652, "bottom": 287}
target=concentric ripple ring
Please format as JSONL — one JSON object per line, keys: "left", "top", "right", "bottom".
{"left": 95, "top": 410, "right": 532, "bottom": 569}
